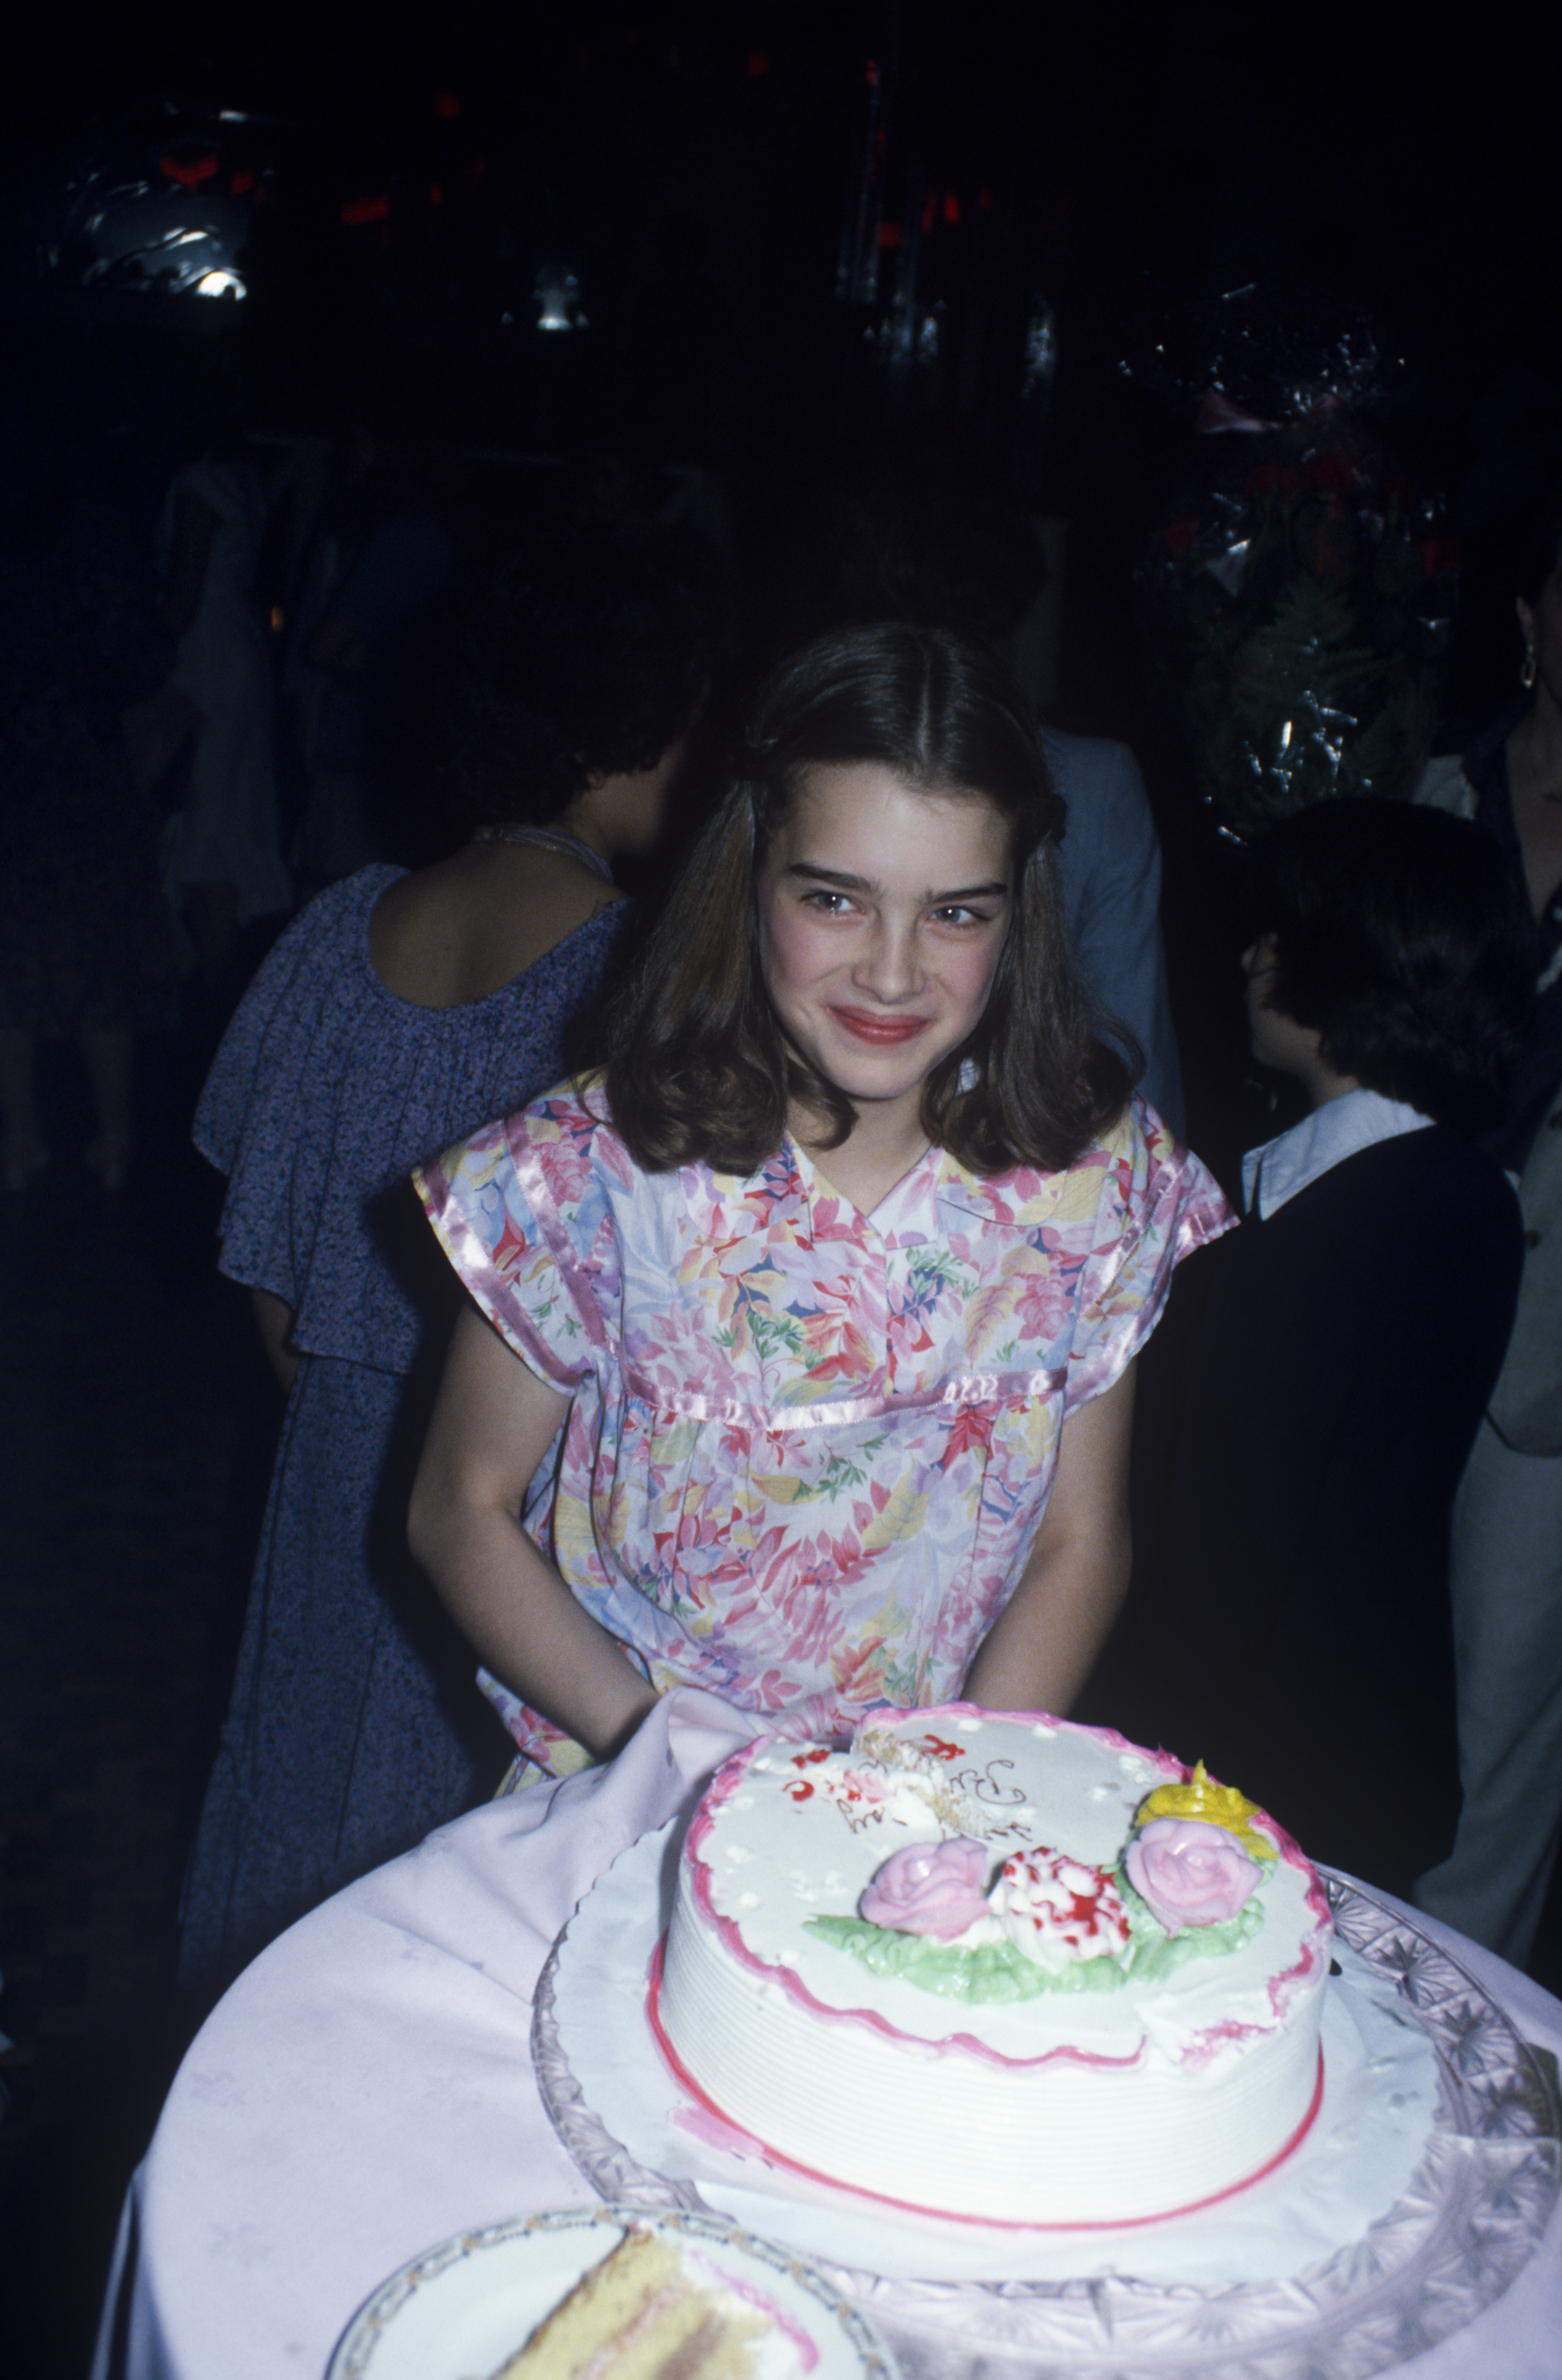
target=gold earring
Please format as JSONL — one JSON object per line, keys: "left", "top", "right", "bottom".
{"left": 1523, "top": 644, "right": 1538, "bottom": 689}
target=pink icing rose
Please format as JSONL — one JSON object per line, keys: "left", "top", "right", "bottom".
{"left": 860, "top": 1837, "right": 990, "bottom": 1940}
{"left": 1125, "top": 1818, "right": 1262, "bottom": 1933}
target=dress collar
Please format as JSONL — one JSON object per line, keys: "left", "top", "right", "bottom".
{"left": 719, "top": 1134, "right": 1086, "bottom": 1238}
{"left": 1241, "top": 1087, "right": 1433, "bottom": 1220}
{"left": 786, "top": 1135, "right": 945, "bottom": 1241}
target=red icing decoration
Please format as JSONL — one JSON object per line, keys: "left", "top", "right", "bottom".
{"left": 997, "top": 1848, "right": 1132, "bottom": 1959}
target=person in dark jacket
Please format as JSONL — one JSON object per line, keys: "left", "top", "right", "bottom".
{"left": 1082, "top": 799, "right": 1532, "bottom": 1898}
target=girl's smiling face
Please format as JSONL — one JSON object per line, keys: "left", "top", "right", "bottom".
{"left": 757, "top": 761, "right": 1013, "bottom": 1128}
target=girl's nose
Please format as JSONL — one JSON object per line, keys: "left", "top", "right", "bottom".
{"left": 854, "top": 918, "right": 920, "bottom": 1000}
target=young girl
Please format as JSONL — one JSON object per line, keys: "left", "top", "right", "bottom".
{"left": 409, "top": 625, "right": 1230, "bottom": 1779}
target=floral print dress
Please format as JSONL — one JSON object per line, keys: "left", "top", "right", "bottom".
{"left": 416, "top": 1080, "right": 1230, "bottom": 1773}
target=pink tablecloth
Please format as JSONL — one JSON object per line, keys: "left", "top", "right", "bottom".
{"left": 92, "top": 1691, "right": 1562, "bottom": 2380}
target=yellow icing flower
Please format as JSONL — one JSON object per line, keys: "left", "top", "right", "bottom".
{"left": 1135, "top": 1761, "right": 1276, "bottom": 1860}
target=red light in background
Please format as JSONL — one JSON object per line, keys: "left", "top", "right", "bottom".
{"left": 748, "top": 50, "right": 771, "bottom": 75}
{"left": 920, "top": 193, "right": 935, "bottom": 235}
{"left": 230, "top": 169, "right": 254, "bottom": 195}
{"left": 878, "top": 220, "right": 901, "bottom": 249}
{"left": 341, "top": 195, "right": 390, "bottom": 226}
{"left": 944, "top": 191, "right": 960, "bottom": 225}
{"left": 429, "top": 181, "right": 443, "bottom": 207}
{"left": 436, "top": 93, "right": 460, "bottom": 119}
{"left": 159, "top": 151, "right": 219, "bottom": 188}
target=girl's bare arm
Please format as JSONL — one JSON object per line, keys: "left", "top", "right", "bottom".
{"left": 962, "top": 1360, "right": 1136, "bottom": 1718}
{"left": 409, "top": 1302, "right": 660, "bottom": 1759}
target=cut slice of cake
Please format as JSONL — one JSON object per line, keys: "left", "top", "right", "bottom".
{"left": 493, "top": 2226, "right": 769, "bottom": 2380}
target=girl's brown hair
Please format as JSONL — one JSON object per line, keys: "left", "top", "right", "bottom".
{"left": 605, "top": 623, "right": 1135, "bottom": 1175}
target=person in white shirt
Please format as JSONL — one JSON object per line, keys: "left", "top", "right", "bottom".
{"left": 1083, "top": 799, "right": 1530, "bottom": 1898}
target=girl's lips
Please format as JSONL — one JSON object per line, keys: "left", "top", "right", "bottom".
{"left": 828, "top": 1006, "right": 932, "bottom": 1046}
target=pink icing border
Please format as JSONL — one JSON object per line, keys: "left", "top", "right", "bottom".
{"left": 646, "top": 1934, "right": 1327, "bottom": 2233}
{"left": 686, "top": 1704, "right": 1331, "bottom": 2070}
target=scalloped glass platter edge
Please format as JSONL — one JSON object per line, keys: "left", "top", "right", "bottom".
{"left": 533, "top": 1842, "right": 1561, "bottom": 2380}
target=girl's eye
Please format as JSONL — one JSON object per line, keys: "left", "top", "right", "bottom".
{"left": 803, "top": 890, "right": 856, "bottom": 915}
{"left": 930, "top": 904, "right": 991, "bottom": 928}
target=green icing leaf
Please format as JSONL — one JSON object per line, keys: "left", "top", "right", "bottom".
{"left": 805, "top": 1870, "right": 1264, "bottom": 2004}
{"left": 804, "top": 1917, "right": 1128, "bottom": 1999}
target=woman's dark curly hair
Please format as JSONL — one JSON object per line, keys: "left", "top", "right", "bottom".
{"left": 1248, "top": 799, "right": 1533, "bottom": 1132}
{"left": 431, "top": 528, "right": 713, "bottom": 828}
{"left": 605, "top": 622, "right": 1135, "bottom": 1177}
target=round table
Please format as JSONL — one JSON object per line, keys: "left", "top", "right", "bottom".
{"left": 91, "top": 1692, "right": 1562, "bottom": 2380}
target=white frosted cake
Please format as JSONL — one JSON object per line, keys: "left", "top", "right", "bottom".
{"left": 652, "top": 1704, "right": 1332, "bottom": 2227}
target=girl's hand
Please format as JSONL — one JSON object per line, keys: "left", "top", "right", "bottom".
{"left": 962, "top": 1360, "right": 1136, "bottom": 1719}
{"left": 409, "top": 1301, "right": 659, "bottom": 1759}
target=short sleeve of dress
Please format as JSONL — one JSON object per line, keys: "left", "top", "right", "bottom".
{"left": 414, "top": 1087, "right": 625, "bottom": 1393}
{"left": 1063, "top": 1097, "right": 1234, "bottom": 1411}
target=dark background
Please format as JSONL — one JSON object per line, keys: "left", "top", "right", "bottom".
{"left": 2, "top": 8, "right": 1559, "bottom": 2377}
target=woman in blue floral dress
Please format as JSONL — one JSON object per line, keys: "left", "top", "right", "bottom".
{"left": 179, "top": 533, "right": 711, "bottom": 1991}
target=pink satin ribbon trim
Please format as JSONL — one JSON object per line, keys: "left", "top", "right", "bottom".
{"left": 620, "top": 1367, "right": 1065, "bottom": 1431}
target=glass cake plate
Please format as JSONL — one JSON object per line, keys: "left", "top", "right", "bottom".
{"left": 532, "top": 1820, "right": 1561, "bottom": 2380}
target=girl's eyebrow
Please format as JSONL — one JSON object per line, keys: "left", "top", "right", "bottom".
{"left": 783, "top": 861, "right": 1009, "bottom": 902}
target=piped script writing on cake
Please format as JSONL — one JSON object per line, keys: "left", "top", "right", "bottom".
{"left": 809, "top": 1745, "right": 1268, "bottom": 1999}
{"left": 653, "top": 1706, "right": 1332, "bottom": 2227}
